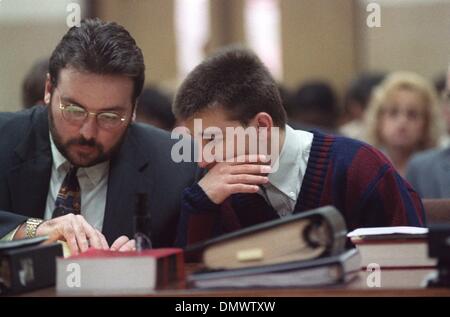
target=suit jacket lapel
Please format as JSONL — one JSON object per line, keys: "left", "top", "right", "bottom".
{"left": 102, "top": 126, "right": 153, "bottom": 244}
{"left": 7, "top": 107, "right": 52, "bottom": 218}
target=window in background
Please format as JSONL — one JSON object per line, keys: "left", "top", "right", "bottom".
{"left": 175, "top": 0, "right": 210, "bottom": 81}
{"left": 244, "top": 0, "right": 283, "bottom": 81}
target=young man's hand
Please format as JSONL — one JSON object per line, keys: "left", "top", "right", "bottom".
{"left": 198, "top": 154, "right": 271, "bottom": 204}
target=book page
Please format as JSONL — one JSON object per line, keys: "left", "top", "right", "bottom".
{"left": 347, "top": 226, "right": 428, "bottom": 238}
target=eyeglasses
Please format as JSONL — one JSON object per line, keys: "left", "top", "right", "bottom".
{"left": 58, "top": 94, "right": 127, "bottom": 130}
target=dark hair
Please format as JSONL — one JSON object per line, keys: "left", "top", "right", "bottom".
{"left": 49, "top": 18, "right": 145, "bottom": 104}
{"left": 136, "top": 86, "right": 175, "bottom": 130}
{"left": 433, "top": 72, "right": 447, "bottom": 96}
{"left": 289, "top": 81, "right": 339, "bottom": 129}
{"left": 345, "top": 72, "right": 385, "bottom": 112}
{"left": 22, "top": 58, "right": 49, "bottom": 108}
{"left": 291, "top": 81, "right": 338, "bottom": 115}
{"left": 173, "top": 47, "right": 286, "bottom": 127}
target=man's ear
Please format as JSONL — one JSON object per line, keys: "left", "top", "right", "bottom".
{"left": 44, "top": 73, "right": 52, "bottom": 105}
{"left": 254, "top": 112, "right": 274, "bottom": 129}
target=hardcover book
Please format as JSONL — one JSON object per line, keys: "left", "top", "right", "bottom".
{"left": 56, "top": 248, "right": 184, "bottom": 295}
{"left": 186, "top": 205, "right": 347, "bottom": 270}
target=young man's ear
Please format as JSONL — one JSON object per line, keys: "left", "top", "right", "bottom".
{"left": 254, "top": 112, "right": 274, "bottom": 129}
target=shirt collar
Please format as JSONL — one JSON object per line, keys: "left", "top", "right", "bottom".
{"left": 267, "top": 124, "right": 310, "bottom": 200}
{"left": 49, "top": 132, "right": 109, "bottom": 186}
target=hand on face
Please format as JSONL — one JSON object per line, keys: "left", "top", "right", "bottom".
{"left": 198, "top": 154, "right": 271, "bottom": 204}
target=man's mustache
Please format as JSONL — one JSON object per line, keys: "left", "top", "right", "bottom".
{"left": 67, "top": 137, "right": 102, "bottom": 150}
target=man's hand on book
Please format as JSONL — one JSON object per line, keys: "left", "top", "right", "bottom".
{"left": 110, "top": 235, "right": 136, "bottom": 252}
{"left": 35, "top": 213, "right": 109, "bottom": 255}
{"left": 198, "top": 154, "right": 271, "bottom": 204}
{"left": 14, "top": 214, "right": 137, "bottom": 255}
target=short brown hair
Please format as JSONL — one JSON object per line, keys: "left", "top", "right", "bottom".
{"left": 173, "top": 47, "right": 286, "bottom": 127}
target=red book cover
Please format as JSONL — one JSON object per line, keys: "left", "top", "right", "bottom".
{"left": 56, "top": 248, "right": 185, "bottom": 294}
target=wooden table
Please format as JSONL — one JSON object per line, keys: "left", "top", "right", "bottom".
{"left": 19, "top": 266, "right": 450, "bottom": 297}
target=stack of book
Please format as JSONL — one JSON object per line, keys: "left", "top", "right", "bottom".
{"left": 186, "top": 206, "right": 361, "bottom": 289}
{"left": 347, "top": 226, "right": 436, "bottom": 269}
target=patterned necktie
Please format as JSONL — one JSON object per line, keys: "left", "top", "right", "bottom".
{"left": 52, "top": 167, "right": 81, "bottom": 218}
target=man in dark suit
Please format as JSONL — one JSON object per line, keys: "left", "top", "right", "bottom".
{"left": 0, "top": 18, "right": 198, "bottom": 254}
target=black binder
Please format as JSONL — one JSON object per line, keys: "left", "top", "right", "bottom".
{"left": 0, "top": 237, "right": 63, "bottom": 295}
{"left": 185, "top": 205, "right": 347, "bottom": 269}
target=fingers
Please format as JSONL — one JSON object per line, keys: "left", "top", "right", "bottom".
{"left": 228, "top": 183, "right": 260, "bottom": 195}
{"left": 227, "top": 174, "right": 269, "bottom": 185}
{"left": 96, "top": 229, "right": 110, "bottom": 250}
{"left": 76, "top": 215, "right": 107, "bottom": 250}
{"left": 227, "top": 154, "right": 269, "bottom": 165}
{"left": 70, "top": 216, "right": 89, "bottom": 253}
{"left": 198, "top": 154, "right": 272, "bottom": 204}
{"left": 61, "top": 221, "right": 80, "bottom": 255}
{"left": 118, "top": 239, "right": 136, "bottom": 252}
{"left": 48, "top": 214, "right": 108, "bottom": 255}
{"left": 110, "top": 235, "right": 129, "bottom": 251}
{"left": 229, "top": 164, "right": 272, "bottom": 175}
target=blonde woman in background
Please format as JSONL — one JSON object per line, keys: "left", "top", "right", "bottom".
{"left": 365, "top": 71, "right": 443, "bottom": 177}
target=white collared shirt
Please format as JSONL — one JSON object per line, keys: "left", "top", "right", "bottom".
{"left": 44, "top": 133, "right": 109, "bottom": 231}
{"left": 258, "top": 125, "right": 313, "bottom": 217}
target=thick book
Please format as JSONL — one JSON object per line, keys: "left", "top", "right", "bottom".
{"left": 188, "top": 248, "right": 361, "bottom": 289}
{"left": 56, "top": 248, "right": 184, "bottom": 295}
{"left": 347, "top": 227, "right": 436, "bottom": 268}
{"left": 186, "top": 205, "right": 347, "bottom": 270}
{"left": 0, "top": 238, "right": 63, "bottom": 295}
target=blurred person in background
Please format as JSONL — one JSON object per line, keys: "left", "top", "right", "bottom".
{"left": 135, "top": 86, "right": 175, "bottom": 131}
{"left": 287, "top": 81, "right": 340, "bottom": 133}
{"left": 340, "top": 72, "right": 385, "bottom": 140}
{"left": 365, "top": 71, "right": 443, "bottom": 177}
{"left": 433, "top": 72, "right": 450, "bottom": 147}
{"left": 406, "top": 67, "right": 450, "bottom": 198}
{"left": 22, "top": 58, "right": 49, "bottom": 109}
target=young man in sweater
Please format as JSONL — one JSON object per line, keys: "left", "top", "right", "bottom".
{"left": 172, "top": 47, "right": 425, "bottom": 246}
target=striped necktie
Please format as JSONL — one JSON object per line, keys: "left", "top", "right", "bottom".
{"left": 52, "top": 166, "right": 81, "bottom": 218}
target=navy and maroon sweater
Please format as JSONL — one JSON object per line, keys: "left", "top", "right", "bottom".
{"left": 176, "top": 132, "right": 425, "bottom": 247}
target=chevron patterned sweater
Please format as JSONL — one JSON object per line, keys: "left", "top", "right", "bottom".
{"left": 176, "top": 132, "right": 425, "bottom": 246}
